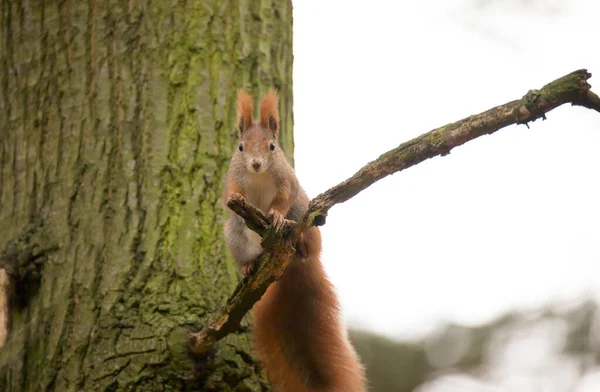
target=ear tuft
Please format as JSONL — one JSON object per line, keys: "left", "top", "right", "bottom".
{"left": 260, "top": 89, "right": 280, "bottom": 138}
{"left": 237, "top": 90, "right": 253, "bottom": 133}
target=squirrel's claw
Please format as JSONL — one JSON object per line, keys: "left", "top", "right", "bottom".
{"left": 268, "top": 209, "right": 286, "bottom": 232}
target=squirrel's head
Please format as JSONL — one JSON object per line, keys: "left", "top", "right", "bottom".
{"left": 235, "top": 89, "right": 281, "bottom": 174}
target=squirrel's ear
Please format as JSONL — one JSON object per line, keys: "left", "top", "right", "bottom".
{"left": 237, "top": 90, "right": 253, "bottom": 134}
{"left": 260, "top": 89, "right": 280, "bottom": 138}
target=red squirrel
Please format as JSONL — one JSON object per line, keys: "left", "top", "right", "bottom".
{"left": 223, "top": 90, "right": 367, "bottom": 392}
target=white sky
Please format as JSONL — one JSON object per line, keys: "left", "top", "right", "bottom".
{"left": 293, "top": 0, "right": 600, "bottom": 342}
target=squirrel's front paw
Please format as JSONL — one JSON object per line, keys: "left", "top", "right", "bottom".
{"left": 267, "top": 209, "right": 286, "bottom": 231}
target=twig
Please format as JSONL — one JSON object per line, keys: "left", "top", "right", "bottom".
{"left": 189, "top": 68, "right": 599, "bottom": 355}
{"left": 303, "top": 69, "right": 599, "bottom": 227}
{"left": 578, "top": 90, "right": 600, "bottom": 112}
{"left": 226, "top": 193, "right": 271, "bottom": 237}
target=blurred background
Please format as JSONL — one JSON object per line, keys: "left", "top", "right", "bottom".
{"left": 293, "top": 0, "right": 600, "bottom": 390}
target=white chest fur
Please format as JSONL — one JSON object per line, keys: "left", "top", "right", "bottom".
{"left": 245, "top": 172, "right": 277, "bottom": 214}
{"left": 242, "top": 172, "right": 277, "bottom": 260}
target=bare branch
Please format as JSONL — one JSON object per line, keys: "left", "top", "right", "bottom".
{"left": 189, "top": 69, "right": 599, "bottom": 355}
{"left": 302, "top": 69, "right": 598, "bottom": 227}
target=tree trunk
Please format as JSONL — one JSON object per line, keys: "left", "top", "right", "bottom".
{"left": 0, "top": 0, "right": 293, "bottom": 390}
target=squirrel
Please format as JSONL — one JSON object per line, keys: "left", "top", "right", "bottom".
{"left": 223, "top": 90, "right": 367, "bottom": 392}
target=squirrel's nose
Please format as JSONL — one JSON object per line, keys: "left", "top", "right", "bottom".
{"left": 252, "top": 161, "right": 261, "bottom": 170}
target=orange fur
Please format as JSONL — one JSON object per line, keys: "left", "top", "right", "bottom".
{"left": 223, "top": 175, "right": 245, "bottom": 206}
{"left": 270, "top": 177, "right": 293, "bottom": 217}
{"left": 260, "top": 89, "right": 280, "bottom": 137}
{"left": 253, "top": 227, "right": 366, "bottom": 392}
{"left": 237, "top": 90, "right": 254, "bottom": 132}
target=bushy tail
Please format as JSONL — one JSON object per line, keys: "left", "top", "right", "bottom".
{"left": 252, "top": 229, "right": 367, "bottom": 392}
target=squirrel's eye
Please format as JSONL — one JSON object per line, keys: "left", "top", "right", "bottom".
{"left": 269, "top": 142, "right": 275, "bottom": 151}
{"left": 238, "top": 143, "right": 243, "bottom": 152}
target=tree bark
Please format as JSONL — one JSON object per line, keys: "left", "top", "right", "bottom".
{"left": 0, "top": 0, "right": 293, "bottom": 390}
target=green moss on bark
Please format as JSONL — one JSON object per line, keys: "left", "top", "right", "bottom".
{"left": 0, "top": 0, "right": 293, "bottom": 390}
